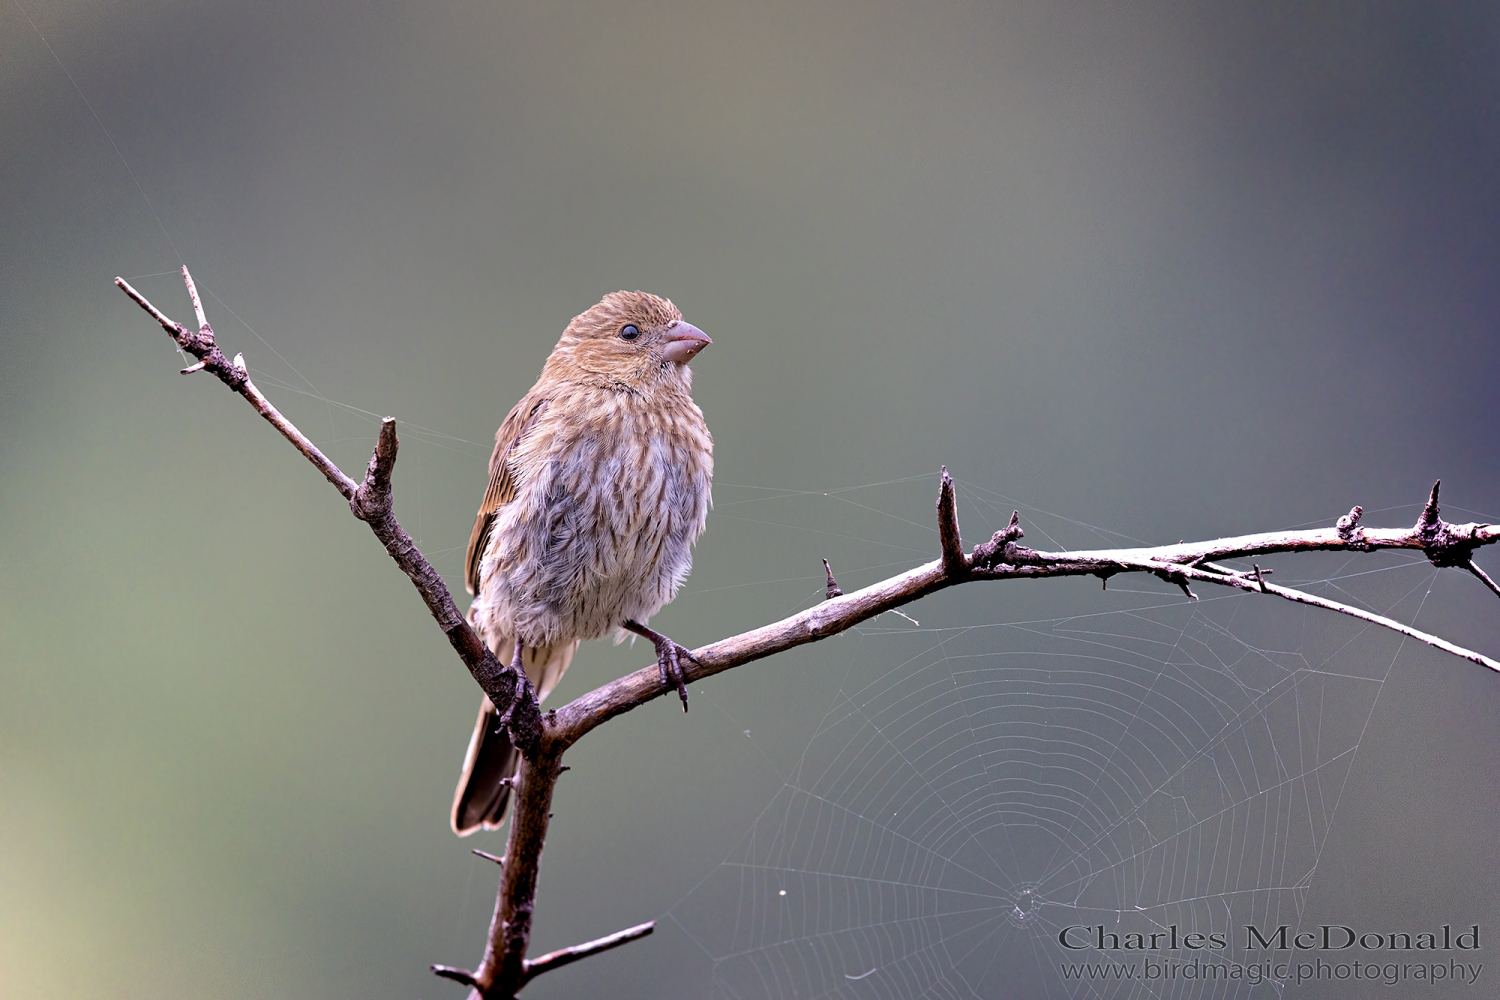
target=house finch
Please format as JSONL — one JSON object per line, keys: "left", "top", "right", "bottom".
{"left": 450, "top": 291, "right": 713, "bottom": 835}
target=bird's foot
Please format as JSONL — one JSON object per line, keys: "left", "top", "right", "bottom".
{"left": 624, "top": 620, "right": 698, "bottom": 712}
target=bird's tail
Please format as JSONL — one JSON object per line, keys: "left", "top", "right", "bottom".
{"left": 450, "top": 636, "right": 577, "bottom": 836}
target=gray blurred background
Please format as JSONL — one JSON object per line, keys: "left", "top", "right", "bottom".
{"left": 3, "top": 2, "right": 1498, "bottom": 998}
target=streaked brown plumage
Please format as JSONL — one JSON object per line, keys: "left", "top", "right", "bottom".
{"left": 451, "top": 291, "right": 713, "bottom": 835}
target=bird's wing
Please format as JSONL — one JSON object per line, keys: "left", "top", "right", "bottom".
{"left": 465, "top": 395, "right": 549, "bottom": 596}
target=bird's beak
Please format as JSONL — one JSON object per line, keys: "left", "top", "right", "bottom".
{"left": 661, "top": 321, "right": 712, "bottom": 364}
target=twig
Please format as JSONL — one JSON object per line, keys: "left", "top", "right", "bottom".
{"left": 432, "top": 966, "right": 481, "bottom": 988}
{"left": 1468, "top": 561, "right": 1500, "bottom": 600}
{"left": 520, "top": 921, "right": 655, "bottom": 985}
{"left": 117, "top": 272, "right": 356, "bottom": 495}
{"left": 1160, "top": 560, "right": 1500, "bottom": 672}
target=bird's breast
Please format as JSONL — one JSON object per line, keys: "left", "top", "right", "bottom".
{"left": 477, "top": 386, "right": 712, "bottom": 646}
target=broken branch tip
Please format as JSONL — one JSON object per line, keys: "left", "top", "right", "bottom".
{"left": 822, "top": 558, "right": 843, "bottom": 599}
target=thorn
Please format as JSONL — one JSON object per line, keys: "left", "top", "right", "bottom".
{"left": 558, "top": 765, "right": 571, "bottom": 773}
{"left": 1414, "top": 479, "right": 1479, "bottom": 567}
{"left": 431, "top": 965, "right": 480, "bottom": 987}
{"left": 232, "top": 352, "right": 247, "bottom": 372}
{"left": 1466, "top": 561, "right": 1500, "bottom": 600}
{"left": 1253, "top": 564, "right": 1270, "bottom": 594}
{"left": 822, "top": 559, "right": 843, "bottom": 599}
{"left": 498, "top": 776, "right": 514, "bottom": 789}
{"left": 1418, "top": 480, "right": 1443, "bottom": 533}
{"left": 179, "top": 359, "right": 207, "bottom": 375}
{"left": 471, "top": 849, "right": 505, "bottom": 866}
{"left": 1155, "top": 567, "right": 1197, "bottom": 601}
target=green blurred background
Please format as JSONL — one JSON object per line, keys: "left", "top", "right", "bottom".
{"left": 3, "top": 2, "right": 1498, "bottom": 997}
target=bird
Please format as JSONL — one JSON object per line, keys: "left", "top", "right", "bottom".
{"left": 450, "top": 291, "right": 713, "bottom": 836}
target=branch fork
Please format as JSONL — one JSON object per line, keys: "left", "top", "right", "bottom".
{"left": 118, "top": 270, "right": 248, "bottom": 390}
{"left": 1416, "top": 480, "right": 1485, "bottom": 568}
{"left": 435, "top": 920, "right": 655, "bottom": 995}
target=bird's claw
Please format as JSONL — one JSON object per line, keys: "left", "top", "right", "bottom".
{"left": 624, "top": 620, "right": 698, "bottom": 711}
{"left": 653, "top": 637, "right": 697, "bottom": 711}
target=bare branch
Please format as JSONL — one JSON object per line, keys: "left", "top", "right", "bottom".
{"left": 113, "top": 272, "right": 540, "bottom": 756}
{"left": 120, "top": 268, "right": 1500, "bottom": 997}
{"left": 521, "top": 921, "right": 655, "bottom": 985}
{"left": 553, "top": 488, "right": 1500, "bottom": 747}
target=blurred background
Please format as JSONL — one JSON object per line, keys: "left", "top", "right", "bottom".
{"left": 2, "top": 2, "right": 1498, "bottom": 998}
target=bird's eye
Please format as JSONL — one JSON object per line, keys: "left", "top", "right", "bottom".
{"left": 619, "top": 324, "right": 640, "bottom": 341}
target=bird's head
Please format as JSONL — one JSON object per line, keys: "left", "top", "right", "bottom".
{"left": 543, "top": 291, "right": 711, "bottom": 393}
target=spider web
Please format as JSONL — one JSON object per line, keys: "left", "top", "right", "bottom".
{"left": 668, "top": 477, "right": 1442, "bottom": 1000}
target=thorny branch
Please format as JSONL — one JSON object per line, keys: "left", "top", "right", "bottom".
{"left": 119, "top": 269, "right": 1500, "bottom": 999}
{"left": 114, "top": 271, "right": 542, "bottom": 756}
